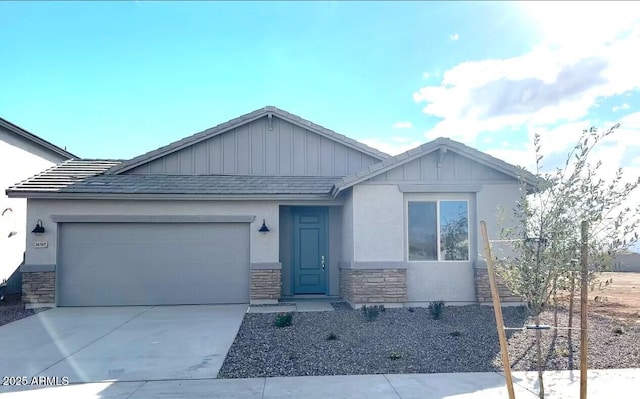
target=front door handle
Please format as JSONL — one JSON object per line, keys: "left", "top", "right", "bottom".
{"left": 321, "top": 255, "right": 325, "bottom": 271}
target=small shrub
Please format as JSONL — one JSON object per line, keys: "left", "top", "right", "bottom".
{"left": 388, "top": 351, "right": 402, "bottom": 360}
{"left": 613, "top": 326, "right": 625, "bottom": 335}
{"left": 326, "top": 332, "right": 338, "bottom": 341}
{"left": 429, "top": 300, "right": 445, "bottom": 320}
{"left": 554, "top": 348, "right": 570, "bottom": 357}
{"left": 274, "top": 312, "right": 293, "bottom": 328}
{"left": 449, "top": 330, "right": 461, "bottom": 337}
{"left": 407, "top": 307, "right": 415, "bottom": 313}
{"left": 361, "top": 305, "right": 384, "bottom": 321}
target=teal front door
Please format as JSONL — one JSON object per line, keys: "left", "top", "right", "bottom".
{"left": 292, "top": 207, "right": 328, "bottom": 294}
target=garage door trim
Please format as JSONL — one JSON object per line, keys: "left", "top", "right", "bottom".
{"left": 51, "top": 214, "right": 256, "bottom": 223}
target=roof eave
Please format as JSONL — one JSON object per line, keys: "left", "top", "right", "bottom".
{"left": 0, "top": 118, "right": 77, "bottom": 159}
{"left": 5, "top": 191, "right": 336, "bottom": 201}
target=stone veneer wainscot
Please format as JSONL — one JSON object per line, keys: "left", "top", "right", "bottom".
{"left": 22, "top": 271, "right": 55, "bottom": 304}
{"left": 339, "top": 265, "right": 407, "bottom": 305}
{"left": 250, "top": 269, "right": 281, "bottom": 303}
{"left": 474, "top": 268, "right": 522, "bottom": 303}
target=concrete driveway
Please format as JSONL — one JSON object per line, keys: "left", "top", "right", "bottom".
{"left": 0, "top": 305, "right": 247, "bottom": 384}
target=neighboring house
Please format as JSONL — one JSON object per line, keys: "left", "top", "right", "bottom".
{"left": 6, "top": 106, "right": 535, "bottom": 308}
{"left": 0, "top": 118, "right": 75, "bottom": 292}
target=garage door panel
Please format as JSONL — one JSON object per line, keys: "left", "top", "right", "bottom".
{"left": 58, "top": 222, "right": 250, "bottom": 306}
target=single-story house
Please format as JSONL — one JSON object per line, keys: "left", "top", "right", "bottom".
{"left": 6, "top": 106, "right": 533, "bottom": 308}
{"left": 0, "top": 117, "right": 75, "bottom": 295}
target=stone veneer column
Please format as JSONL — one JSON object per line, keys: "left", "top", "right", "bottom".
{"left": 22, "top": 271, "right": 55, "bottom": 304}
{"left": 339, "top": 262, "right": 407, "bottom": 306}
{"left": 250, "top": 263, "right": 282, "bottom": 304}
{"left": 474, "top": 268, "right": 522, "bottom": 303}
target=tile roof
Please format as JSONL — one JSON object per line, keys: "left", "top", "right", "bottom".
{"left": 7, "top": 160, "right": 339, "bottom": 196}
{"left": 107, "top": 106, "right": 390, "bottom": 175}
{"left": 7, "top": 160, "right": 121, "bottom": 193}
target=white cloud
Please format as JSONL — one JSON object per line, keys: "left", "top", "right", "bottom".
{"left": 422, "top": 72, "right": 430, "bottom": 79}
{"left": 412, "top": 2, "right": 640, "bottom": 160}
{"left": 612, "top": 103, "right": 630, "bottom": 112}
{"left": 449, "top": 33, "right": 459, "bottom": 41}
{"left": 392, "top": 121, "right": 412, "bottom": 129}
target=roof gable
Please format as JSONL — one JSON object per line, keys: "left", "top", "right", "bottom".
{"left": 0, "top": 117, "right": 76, "bottom": 160}
{"left": 333, "top": 137, "right": 539, "bottom": 194}
{"left": 108, "top": 106, "right": 389, "bottom": 175}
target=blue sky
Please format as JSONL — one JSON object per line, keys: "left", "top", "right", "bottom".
{"left": 0, "top": 1, "right": 568, "bottom": 158}
{"left": 1, "top": 2, "right": 639, "bottom": 177}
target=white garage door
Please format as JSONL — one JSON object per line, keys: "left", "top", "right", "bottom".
{"left": 57, "top": 222, "right": 250, "bottom": 306}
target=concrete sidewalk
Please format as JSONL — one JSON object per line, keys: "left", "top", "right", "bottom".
{"left": 0, "top": 369, "right": 637, "bottom": 398}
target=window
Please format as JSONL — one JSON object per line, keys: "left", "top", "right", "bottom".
{"left": 408, "top": 200, "right": 469, "bottom": 261}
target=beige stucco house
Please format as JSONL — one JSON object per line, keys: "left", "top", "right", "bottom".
{"left": 6, "top": 107, "right": 534, "bottom": 308}
{"left": 0, "top": 118, "right": 75, "bottom": 295}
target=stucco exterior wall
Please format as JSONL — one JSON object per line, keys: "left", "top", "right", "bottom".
{"left": 475, "top": 183, "right": 521, "bottom": 266}
{"left": 24, "top": 199, "right": 280, "bottom": 268}
{"left": 328, "top": 206, "right": 342, "bottom": 295}
{"left": 352, "top": 184, "right": 404, "bottom": 262}
{"left": 341, "top": 190, "right": 354, "bottom": 262}
{"left": 0, "top": 130, "right": 69, "bottom": 281}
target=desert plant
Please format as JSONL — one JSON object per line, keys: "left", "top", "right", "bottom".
{"left": 274, "top": 312, "right": 293, "bottom": 328}
{"left": 326, "top": 332, "right": 338, "bottom": 341}
{"left": 495, "top": 125, "right": 640, "bottom": 399}
{"left": 361, "top": 304, "right": 384, "bottom": 321}
{"left": 388, "top": 351, "right": 402, "bottom": 360}
{"left": 429, "top": 301, "right": 445, "bottom": 320}
{"left": 612, "top": 326, "right": 625, "bottom": 335}
{"left": 407, "top": 307, "right": 415, "bottom": 313}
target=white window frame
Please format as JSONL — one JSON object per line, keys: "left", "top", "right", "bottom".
{"left": 406, "top": 197, "right": 470, "bottom": 262}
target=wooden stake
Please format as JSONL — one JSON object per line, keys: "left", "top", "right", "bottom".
{"left": 580, "top": 221, "right": 589, "bottom": 399}
{"left": 480, "top": 221, "right": 516, "bottom": 399}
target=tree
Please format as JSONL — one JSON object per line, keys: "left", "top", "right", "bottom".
{"left": 494, "top": 125, "right": 640, "bottom": 398}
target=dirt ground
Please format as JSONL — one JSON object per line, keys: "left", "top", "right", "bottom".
{"left": 559, "top": 272, "right": 640, "bottom": 325}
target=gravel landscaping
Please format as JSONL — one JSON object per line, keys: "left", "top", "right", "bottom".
{"left": 505, "top": 307, "right": 640, "bottom": 371}
{"left": 0, "top": 299, "right": 50, "bottom": 327}
{"left": 218, "top": 303, "right": 640, "bottom": 378}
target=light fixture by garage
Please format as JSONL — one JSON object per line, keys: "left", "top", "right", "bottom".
{"left": 258, "top": 219, "right": 270, "bottom": 233}
{"left": 31, "top": 219, "right": 45, "bottom": 235}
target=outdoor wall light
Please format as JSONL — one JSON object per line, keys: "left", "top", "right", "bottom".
{"left": 31, "top": 219, "right": 45, "bottom": 235}
{"left": 258, "top": 219, "right": 270, "bottom": 233}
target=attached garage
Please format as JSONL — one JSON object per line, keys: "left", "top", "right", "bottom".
{"left": 57, "top": 220, "right": 250, "bottom": 306}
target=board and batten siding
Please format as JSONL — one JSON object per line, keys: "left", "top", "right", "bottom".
{"left": 126, "top": 116, "right": 380, "bottom": 176}
{"left": 369, "top": 150, "right": 514, "bottom": 182}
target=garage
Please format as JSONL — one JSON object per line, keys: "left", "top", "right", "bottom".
{"left": 57, "top": 221, "right": 250, "bottom": 306}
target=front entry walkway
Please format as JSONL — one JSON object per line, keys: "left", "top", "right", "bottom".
{"left": 247, "top": 301, "right": 335, "bottom": 313}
